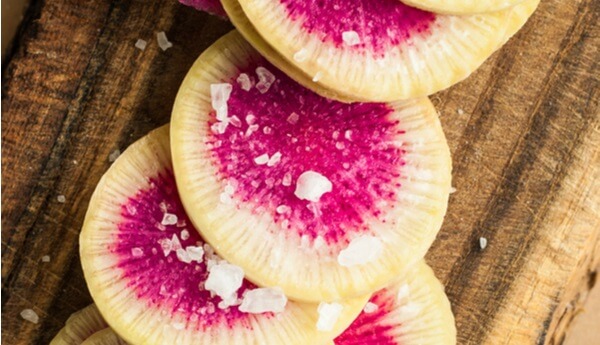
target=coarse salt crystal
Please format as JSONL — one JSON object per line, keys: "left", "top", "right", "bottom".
{"left": 229, "top": 115, "right": 242, "bottom": 128}
{"left": 245, "top": 124, "right": 259, "bottom": 137}
{"left": 457, "top": 108, "right": 465, "bottom": 115}
{"left": 294, "top": 171, "right": 332, "bottom": 202}
{"left": 450, "top": 187, "right": 457, "bottom": 194}
{"left": 263, "top": 126, "right": 272, "bottom": 134}
{"left": 276, "top": 205, "right": 290, "bottom": 214}
{"left": 287, "top": 112, "right": 299, "bottom": 125}
{"left": 312, "top": 72, "right": 323, "bottom": 82}
{"left": 20, "top": 309, "right": 39, "bottom": 324}
{"left": 170, "top": 234, "right": 182, "bottom": 252}
{"left": 363, "top": 302, "right": 378, "bottom": 313}
{"left": 131, "top": 247, "right": 144, "bottom": 257}
{"left": 236, "top": 73, "right": 252, "bottom": 91}
{"left": 180, "top": 230, "right": 190, "bottom": 240}
{"left": 338, "top": 235, "right": 383, "bottom": 267}
{"left": 267, "top": 152, "right": 282, "bottom": 167}
{"left": 254, "top": 154, "right": 269, "bottom": 165}
{"left": 161, "top": 213, "right": 178, "bottom": 226}
{"left": 176, "top": 248, "right": 193, "bottom": 263}
{"left": 316, "top": 302, "right": 344, "bottom": 331}
{"left": 108, "top": 149, "right": 121, "bottom": 162}
{"left": 186, "top": 246, "right": 204, "bottom": 262}
{"left": 282, "top": 172, "right": 293, "bottom": 187}
{"left": 245, "top": 114, "right": 256, "bottom": 125}
{"left": 41, "top": 255, "right": 50, "bottom": 262}
{"left": 293, "top": 48, "right": 309, "bottom": 62}
{"left": 211, "top": 83, "right": 233, "bottom": 122}
{"left": 211, "top": 121, "right": 228, "bottom": 135}
{"left": 205, "top": 263, "right": 245, "bottom": 302}
{"left": 156, "top": 31, "right": 173, "bottom": 51}
{"left": 239, "top": 287, "right": 287, "bottom": 314}
{"left": 158, "top": 238, "right": 173, "bottom": 257}
{"left": 57, "top": 195, "right": 66, "bottom": 203}
{"left": 342, "top": 31, "right": 361, "bottom": 46}
{"left": 344, "top": 130, "right": 353, "bottom": 140}
{"left": 135, "top": 39, "right": 147, "bottom": 51}
{"left": 479, "top": 237, "right": 488, "bottom": 250}
{"left": 256, "top": 67, "right": 276, "bottom": 94}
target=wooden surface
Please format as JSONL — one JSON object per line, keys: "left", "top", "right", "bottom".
{"left": 1, "top": 0, "right": 598, "bottom": 344}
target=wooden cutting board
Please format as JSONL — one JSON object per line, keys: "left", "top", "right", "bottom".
{"left": 2, "top": 0, "right": 598, "bottom": 344}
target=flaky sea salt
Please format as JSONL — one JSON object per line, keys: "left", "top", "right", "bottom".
{"left": 312, "top": 71, "right": 323, "bottom": 82}
{"left": 176, "top": 248, "right": 192, "bottom": 263}
{"left": 276, "top": 205, "right": 290, "bottom": 214}
{"left": 282, "top": 172, "right": 292, "bottom": 187}
{"left": 161, "top": 213, "right": 178, "bottom": 226}
{"left": 457, "top": 108, "right": 465, "bottom": 115}
{"left": 108, "top": 149, "right": 121, "bottom": 162}
{"left": 131, "top": 247, "right": 144, "bottom": 258}
{"left": 229, "top": 115, "right": 242, "bottom": 128}
{"left": 20, "top": 309, "right": 39, "bottom": 324}
{"left": 204, "top": 263, "right": 245, "bottom": 302}
{"left": 267, "top": 152, "right": 282, "bottom": 167}
{"left": 41, "top": 255, "right": 50, "bottom": 263}
{"left": 236, "top": 73, "right": 252, "bottom": 91}
{"left": 363, "top": 302, "right": 378, "bottom": 314}
{"left": 344, "top": 130, "right": 353, "bottom": 140}
{"left": 294, "top": 171, "right": 332, "bottom": 202}
{"left": 245, "top": 124, "right": 259, "bottom": 137}
{"left": 342, "top": 31, "right": 361, "bottom": 46}
{"left": 211, "top": 83, "right": 233, "bottom": 122}
{"left": 156, "top": 31, "right": 173, "bottom": 51}
{"left": 256, "top": 67, "right": 276, "bottom": 94}
{"left": 135, "top": 39, "right": 147, "bottom": 51}
{"left": 263, "top": 126, "right": 272, "bottom": 134}
{"left": 479, "top": 237, "right": 488, "bottom": 250}
{"left": 186, "top": 246, "right": 204, "bottom": 262}
{"left": 316, "top": 302, "right": 344, "bottom": 331}
{"left": 338, "top": 235, "right": 383, "bottom": 267}
{"left": 293, "top": 48, "right": 309, "bottom": 62}
{"left": 287, "top": 112, "right": 299, "bottom": 125}
{"left": 254, "top": 154, "right": 269, "bottom": 165}
{"left": 239, "top": 287, "right": 287, "bottom": 314}
{"left": 180, "top": 230, "right": 190, "bottom": 241}
{"left": 450, "top": 187, "right": 457, "bottom": 194}
{"left": 57, "top": 195, "right": 66, "bottom": 203}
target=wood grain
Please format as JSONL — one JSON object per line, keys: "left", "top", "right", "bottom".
{"left": 1, "top": 0, "right": 598, "bottom": 344}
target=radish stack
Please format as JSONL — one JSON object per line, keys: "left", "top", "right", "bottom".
{"left": 63, "top": 0, "right": 539, "bottom": 343}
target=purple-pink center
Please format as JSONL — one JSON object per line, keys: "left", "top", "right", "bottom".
{"left": 278, "top": 0, "right": 436, "bottom": 54}
{"left": 114, "top": 170, "right": 259, "bottom": 329}
{"left": 208, "top": 60, "right": 406, "bottom": 244}
{"left": 334, "top": 289, "right": 397, "bottom": 344}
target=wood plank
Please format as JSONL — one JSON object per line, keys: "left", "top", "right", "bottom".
{"left": 1, "top": 0, "right": 598, "bottom": 344}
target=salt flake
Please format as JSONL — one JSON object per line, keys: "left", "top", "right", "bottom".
{"left": 316, "top": 302, "right": 344, "bottom": 331}
{"left": 479, "top": 237, "right": 488, "bottom": 250}
{"left": 338, "top": 235, "right": 383, "bottom": 267}
{"left": 267, "top": 152, "right": 282, "bottom": 167}
{"left": 287, "top": 112, "right": 299, "bottom": 125}
{"left": 20, "top": 309, "right": 39, "bottom": 324}
{"left": 57, "top": 195, "right": 66, "bottom": 203}
{"left": 256, "top": 67, "right": 276, "bottom": 94}
{"left": 205, "top": 263, "right": 245, "bottom": 302}
{"left": 41, "top": 255, "right": 51, "bottom": 263}
{"left": 135, "top": 39, "right": 147, "bottom": 51}
{"left": 342, "top": 31, "right": 361, "bottom": 46}
{"left": 156, "top": 31, "right": 173, "bottom": 51}
{"left": 293, "top": 48, "right": 309, "bottom": 62}
{"left": 236, "top": 73, "right": 252, "bottom": 91}
{"left": 254, "top": 154, "right": 269, "bottom": 165}
{"left": 210, "top": 83, "right": 233, "bottom": 122}
{"left": 161, "top": 213, "right": 178, "bottom": 226}
{"left": 131, "top": 247, "right": 144, "bottom": 258}
{"left": 108, "top": 149, "right": 121, "bottom": 162}
{"left": 239, "top": 287, "right": 287, "bottom": 314}
{"left": 363, "top": 302, "right": 378, "bottom": 314}
{"left": 294, "top": 171, "right": 332, "bottom": 202}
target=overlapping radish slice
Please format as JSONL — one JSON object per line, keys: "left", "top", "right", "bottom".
{"left": 81, "top": 329, "right": 128, "bottom": 345}
{"left": 399, "top": 0, "right": 525, "bottom": 15}
{"left": 80, "top": 126, "right": 367, "bottom": 345}
{"left": 171, "top": 31, "right": 451, "bottom": 302}
{"left": 499, "top": 0, "right": 540, "bottom": 47}
{"left": 225, "top": 0, "right": 516, "bottom": 102}
{"left": 332, "top": 262, "right": 456, "bottom": 345}
{"left": 50, "top": 304, "right": 109, "bottom": 345}
{"left": 179, "top": 0, "right": 227, "bottom": 18}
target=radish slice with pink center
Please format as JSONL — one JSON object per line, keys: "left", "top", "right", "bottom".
{"left": 223, "top": 0, "right": 528, "bottom": 102}
{"left": 171, "top": 31, "right": 452, "bottom": 302}
{"left": 80, "top": 126, "right": 367, "bottom": 345}
{"left": 333, "top": 262, "right": 456, "bottom": 345}
{"left": 179, "top": 0, "right": 228, "bottom": 18}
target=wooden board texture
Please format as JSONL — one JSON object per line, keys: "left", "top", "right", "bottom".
{"left": 1, "top": 0, "right": 599, "bottom": 344}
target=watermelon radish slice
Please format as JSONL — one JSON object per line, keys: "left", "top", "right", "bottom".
{"left": 171, "top": 31, "right": 452, "bottom": 303}
{"left": 399, "top": 0, "right": 526, "bottom": 15}
{"left": 225, "top": 0, "right": 516, "bottom": 102}
{"left": 179, "top": 0, "right": 228, "bottom": 18}
{"left": 50, "top": 305, "right": 109, "bottom": 345}
{"left": 499, "top": 0, "right": 540, "bottom": 48}
{"left": 332, "top": 262, "right": 456, "bottom": 345}
{"left": 79, "top": 126, "right": 367, "bottom": 345}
